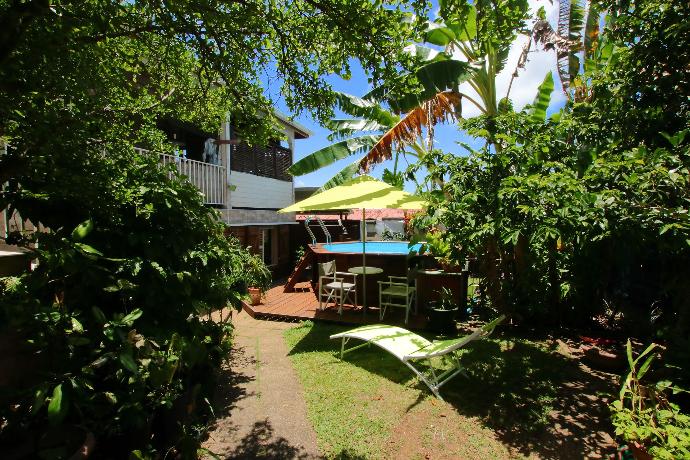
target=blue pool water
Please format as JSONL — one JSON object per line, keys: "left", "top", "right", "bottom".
{"left": 322, "top": 241, "right": 421, "bottom": 255}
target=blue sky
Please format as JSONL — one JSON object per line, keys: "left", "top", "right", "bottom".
{"left": 265, "top": 0, "right": 566, "bottom": 190}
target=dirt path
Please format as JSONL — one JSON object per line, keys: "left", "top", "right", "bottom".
{"left": 203, "top": 311, "right": 322, "bottom": 459}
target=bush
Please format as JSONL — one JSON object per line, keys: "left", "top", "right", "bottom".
{"left": 610, "top": 341, "right": 690, "bottom": 459}
{"left": 0, "top": 147, "right": 251, "bottom": 458}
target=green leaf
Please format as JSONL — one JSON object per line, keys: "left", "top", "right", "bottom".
{"left": 119, "top": 352, "right": 138, "bottom": 373}
{"left": 71, "top": 317, "right": 84, "bottom": 333}
{"left": 287, "top": 135, "right": 379, "bottom": 176}
{"left": 31, "top": 384, "right": 49, "bottom": 416}
{"left": 637, "top": 354, "right": 655, "bottom": 380}
{"left": 584, "top": 3, "right": 600, "bottom": 60}
{"left": 325, "top": 118, "right": 387, "bottom": 141}
{"left": 47, "top": 384, "right": 68, "bottom": 425}
{"left": 318, "top": 157, "right": 365, "bottom": 191}
{"left": 403, "top": 44, "right": 447, "bottom": 63}
{"left": 121, "top": 309, "right": 143, "bottom": 326}
{"left": 626, "top": 339, "right": 634, "bottom": 368}
{"left": 445, "top": 6, "right": 477, "bottom": 41}
{"left": 633, "top": 343, "right": 658, "bottom": 366}
{"left": 424, "top": 21, "right": 456, "bottom": 46}
{"left": 71, "top": 219, "right": 93, "bottom": 241}
{"left": 74, "top": 242, "right": 103, "bottom": 256}
{"left": 388, "top": 60, "right": 472, "bottom": 113}
{"left": 528, "top": 72, "right": 554, "bottom": 123}
{"left": 333, "top": 93, "right": 398, "bottom": 126}
{"left": 92, "top": 306, "right": 107, "bottom": 324}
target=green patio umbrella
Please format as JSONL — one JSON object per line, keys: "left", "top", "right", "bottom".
{"left": 278, "top": 175, "right": 427, "bottom": 312}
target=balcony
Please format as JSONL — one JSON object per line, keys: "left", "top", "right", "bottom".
{"left": 230, "top": 142, "right": 292, "bottom": 182}
{"left": 136, "top": 148, "right": 227, "bottom": 206}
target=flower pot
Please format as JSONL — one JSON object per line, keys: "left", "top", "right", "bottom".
{"left": 427, "top": 305, "right": 458, "bottom": 335}
{"left": 248, "top": 287, "right": 262, "bottom": 306}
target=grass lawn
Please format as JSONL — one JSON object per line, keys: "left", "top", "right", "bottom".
{"left": 284, "top": 320, "right": 616, "bottom": 459}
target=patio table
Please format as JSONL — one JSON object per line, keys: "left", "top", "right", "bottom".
{"left": 348, "top": 266, "right": 383, "bottom": 315}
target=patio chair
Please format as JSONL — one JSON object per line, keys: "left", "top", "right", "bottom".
{"left": 378, "top": 270, "right": 417, "bottom": 324}
{"left": 318, "top": 260, "right": 357, "bottom": 315}
{"left": 329, "top": 315, "right": 506, "bottom": 399}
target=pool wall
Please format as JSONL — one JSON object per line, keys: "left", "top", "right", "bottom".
{"left": 310, "top": 242, "right": 467, "bottom": 310}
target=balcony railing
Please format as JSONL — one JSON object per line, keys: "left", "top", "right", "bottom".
{"left": 135, "top": 148, "right": 226, "bottom": 206}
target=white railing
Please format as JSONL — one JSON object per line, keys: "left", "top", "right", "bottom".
{"left": 135, "top": 148, "right": 226, "bottom": 206}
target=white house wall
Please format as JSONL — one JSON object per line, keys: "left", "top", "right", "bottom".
{"left": 228, "top": 171, "right": 293, "bottom": 209}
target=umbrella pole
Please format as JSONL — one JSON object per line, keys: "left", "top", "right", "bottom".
{"left": 362, "top": 208, "right": 367, "bottom": 315}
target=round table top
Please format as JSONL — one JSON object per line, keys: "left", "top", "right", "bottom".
{"left": 348, "top": 266, "right": 383, "bottom": 275}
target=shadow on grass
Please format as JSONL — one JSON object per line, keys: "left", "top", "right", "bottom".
{"left": 287, "top": 321, "right": 615, "bottom": 459}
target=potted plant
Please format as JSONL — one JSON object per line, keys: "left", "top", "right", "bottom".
{"left": 427, "top": 287, "right": 459, "bottom": 335}
{"left": 245, "top": 253, "right": 271, "bottom": 306}
{"left": 418, "top": 232, "right": 463, "bottom": 272}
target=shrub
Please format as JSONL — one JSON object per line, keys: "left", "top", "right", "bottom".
{"left": 610, "top": 341, "right": 690, "bottom": 459}
{"left": 0, "top": 148, "right": 251, "bottom": 458}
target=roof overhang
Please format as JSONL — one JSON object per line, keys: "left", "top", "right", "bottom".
{"left": 272, "top": 110, "right": 312, "bottom": 139}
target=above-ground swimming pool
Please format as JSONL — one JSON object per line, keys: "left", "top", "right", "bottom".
{"left": 321, "top": 241, "right": 421, "bottom": 255}
{"left": 309, "top": 241, "right": 466, "bottom": 311}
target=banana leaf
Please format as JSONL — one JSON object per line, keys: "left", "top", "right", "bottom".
{"left": 287, "top": 135, "right": 379, "bottom": 176}
{"left": 528, "top": 71, "right": 554, "bottom": 122}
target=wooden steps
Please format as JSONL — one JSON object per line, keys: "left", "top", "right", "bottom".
{"left": 284, "top": 250, "right": 314, "bottom": 292}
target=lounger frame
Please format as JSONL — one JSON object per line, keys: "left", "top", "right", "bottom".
{"left": 332, "top": 316, "right": 505, "bottom": 400}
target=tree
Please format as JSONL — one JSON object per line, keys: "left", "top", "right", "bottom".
{"left": 419, "top": 0, "right": 690, "bottom": 343}
{"left": 0, "top": 0, "right": 431, "bottom": 457}
{"left": 289, "top": 0, "right": 533, "bottom": 188}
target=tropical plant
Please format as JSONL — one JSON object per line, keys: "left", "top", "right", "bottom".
{"left": 288, "top": 90, "right": 464, "bottom": 190}
{"left": 531, "top": 0, "right": 616, "bottom": 101}
{"left": 0, "top": 150, "right": 249, "bottom": 457}
{"left": 610, "top": 340, "right": 690, "bottom": 460}
{"left": 433, "top": 287, "right": 457, "bottom": 311}
{"left": 0, "top": 0, "right": 433, "bottom": 456}
{"left": 415, "top": 0, "right": 690, "bottom": 338}
{"left": 244, "top": 252, "right": 272, "bottom": 293}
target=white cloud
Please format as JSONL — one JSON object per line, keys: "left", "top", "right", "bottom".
{"left": 453, "top": 0, "right": 565, "bottom": 117}
{"left": 295, "top": 178, "right": 306, "bottom": 187}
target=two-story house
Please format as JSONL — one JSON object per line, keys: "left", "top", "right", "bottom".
{"left": 154, "top": 111, "right": 311, "bottom": 275}
{"left": 2, "top": 112, "right": 311, "bottom": 275}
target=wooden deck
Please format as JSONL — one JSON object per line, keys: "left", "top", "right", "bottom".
{"left": 243, "top": 281, "right": 428, "bottom": 330}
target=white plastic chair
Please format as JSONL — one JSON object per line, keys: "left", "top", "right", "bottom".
{"left": 318, "top": 260, "right": 357, "bottom": 315}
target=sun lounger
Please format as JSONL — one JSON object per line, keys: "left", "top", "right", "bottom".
{"left": 329, "top": 315, "right": 505, "bottom": 399}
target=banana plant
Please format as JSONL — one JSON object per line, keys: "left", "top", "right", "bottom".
{"left": 532, "top": 0, "right": 617, "bottom": 101}
{"left": 287, "top": 90, "right": 463, "bottom": 191}
{"left": 289, "top": 0, "right": 536, "bottom": 188}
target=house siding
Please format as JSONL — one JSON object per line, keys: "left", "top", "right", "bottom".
{"left": 228, "top": 171, "right": 293, "bottom": 210}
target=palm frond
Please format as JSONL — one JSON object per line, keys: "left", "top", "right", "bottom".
{"left": 358, "top": 91, "right": 461, "bottom": 172}
{"left": 287, "top": 135, "right": 379, "bottom": 176}
{"left": 334, "top": 92, "right": 399, "bottom": 127}
{"left": 318, "top": 157, "right": 364, "bottom": 191}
